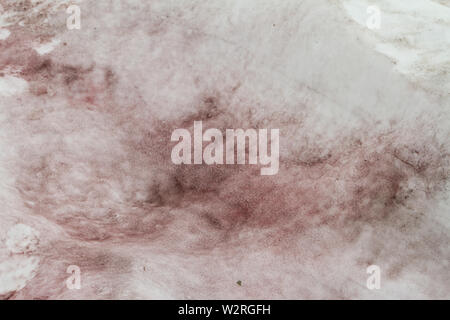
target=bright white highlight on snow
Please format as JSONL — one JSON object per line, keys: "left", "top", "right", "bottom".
{"left": 0, "top": 28, "right": 10, "bottom": 40}
{"left": 34, "top": 38, "right": 61, "bottom": 55}
{"left": 0, "top": 76, "right": 29, "bottom": 97}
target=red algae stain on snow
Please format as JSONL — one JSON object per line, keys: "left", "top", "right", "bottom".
{"left": 0, "top": 0, "right": 449, "bottom": 299}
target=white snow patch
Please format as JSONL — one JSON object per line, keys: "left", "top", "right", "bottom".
{"left": 34, "top": 38, "right": 61, "bottom": 55}
{"left": 0, "top": 256, "right": 40, "bottom": 295}
{"left": 341, "top": 0, "right": 450, "bottom": 93}
{"left": 0, "top": 28, "right": 10, "bottom": 40}
{"left": 0, "top": 76, "right": 29, "bottom": 97}
{"left": 6, "top": 224, "right": 40, "bottom": 254}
